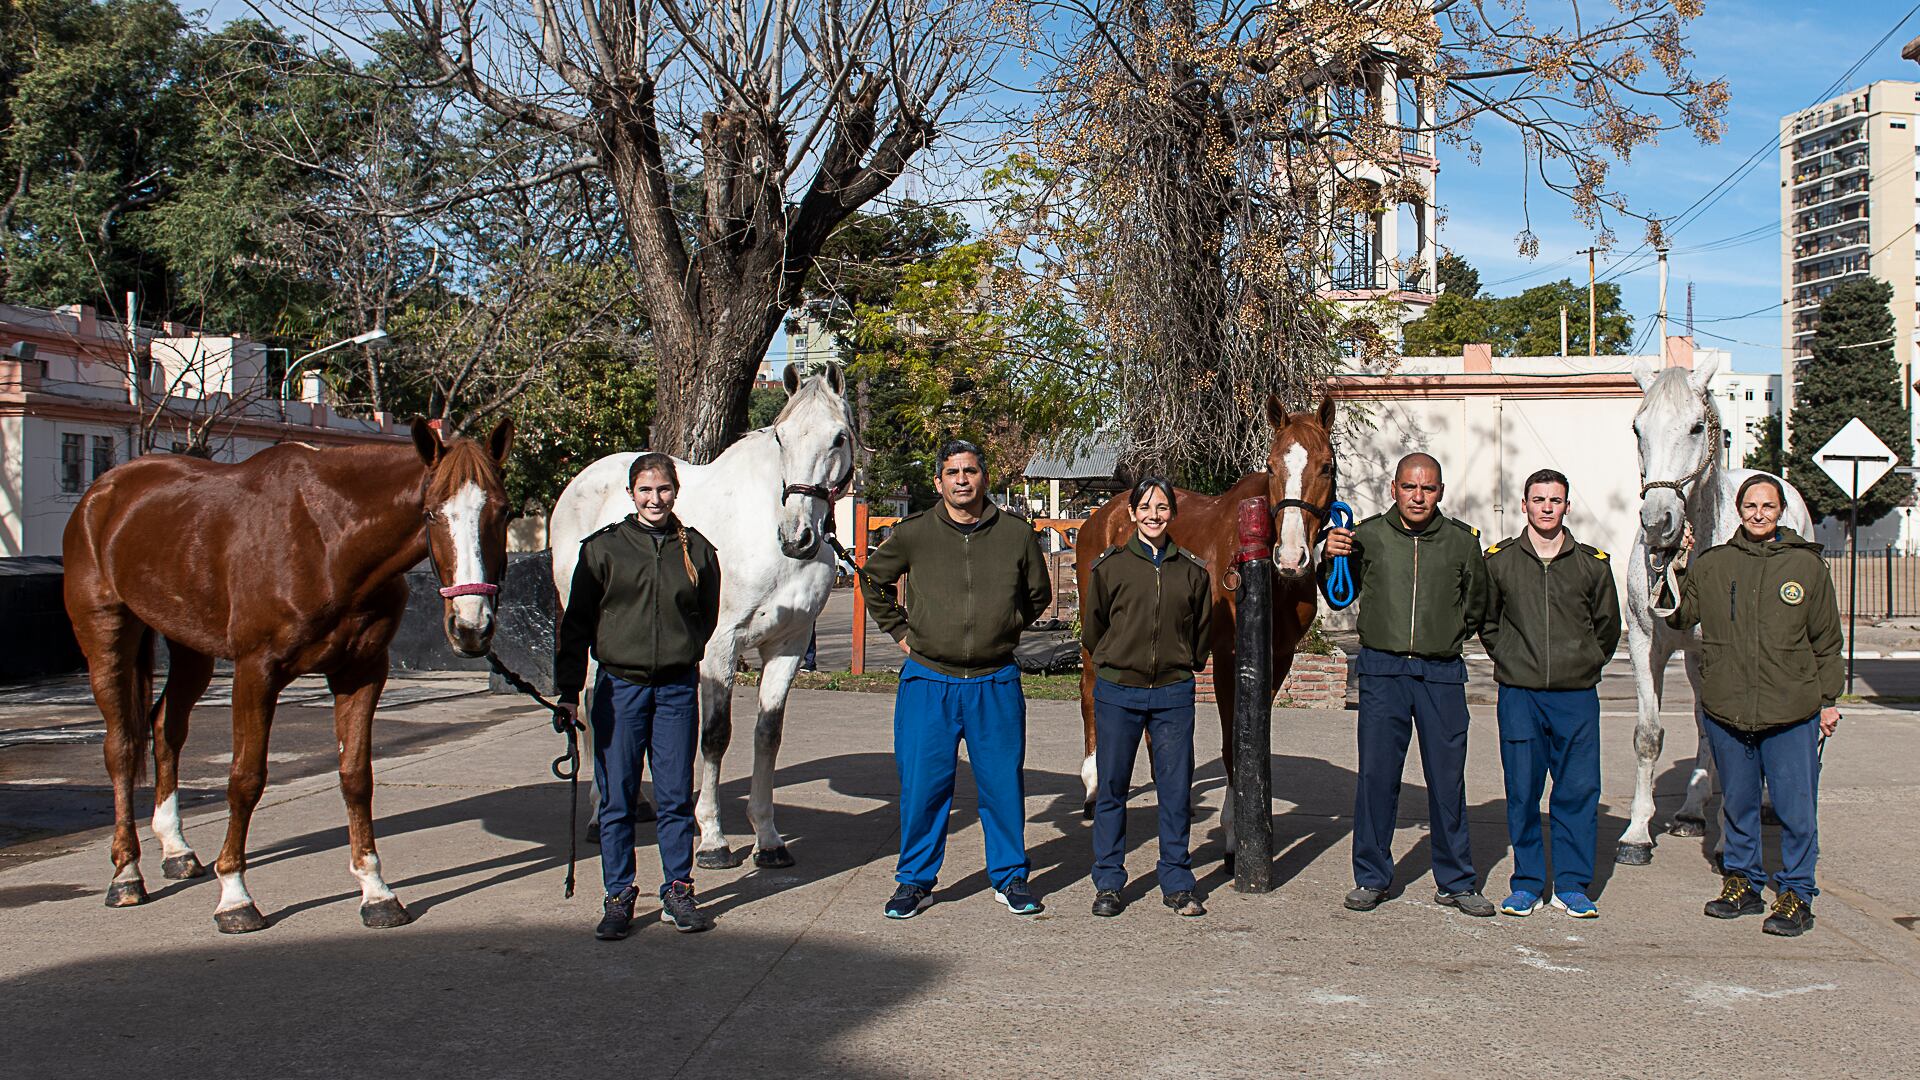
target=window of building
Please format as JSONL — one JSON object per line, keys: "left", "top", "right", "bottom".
{"left": 60, "top": 433, "right": 84, "bottom": 493}
{"left": 1746, "top": 390, "right": 1754, "bottom": 401}
{"left": 1895, "top": 120, "right": 1910, "bottom": 129}
{"left": 90, "top": 435, "right": 114, "bottom": 479}
{"left": 1765, "top": 390, "right": 1774, "bottom": 401}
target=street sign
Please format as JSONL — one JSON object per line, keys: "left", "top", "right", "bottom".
{"left": 1814, "top": 417, "right": 1896, "bottom": 498}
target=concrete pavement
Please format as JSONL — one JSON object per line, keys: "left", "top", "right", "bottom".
{"left": 3, "top": 675, "right": 1919, "bottom": 1077}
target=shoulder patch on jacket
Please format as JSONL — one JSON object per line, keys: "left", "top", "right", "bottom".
{"left": 581, "top": 521, "right": 623, "bottom": 545}
{"left": 1446, "top": 517, "right": 1480, "bottom": 538}
{"left": 1588, "top": 547, "right": 1609, "bottom": 561}
{"left": 1484, "top": 543, "right": 1502, "bottom": 556}
{"left": 1178, "top": 548, "right": 1209, "bottom": 570}
{"left": 1090, "top": 545, "right": 1123, "bottom": 569}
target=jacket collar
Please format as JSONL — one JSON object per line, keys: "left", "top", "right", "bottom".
{"left": 622, "top": 512, "right": 682, "bottom": 537}
{"left": 1517, "top": 527, "right": 1578, "bottom": 564}
{"left": 1728, "top": 526, "right": 1817, "bottom": 556}
{"left": 1385, "top": 509, "right": 1448, "bottom": 539}
{"left": 935, "top": 499, "right": 999, "bottom": 531}
{"left": 1127, "top": 534, "right": 1180, "bottom": 563}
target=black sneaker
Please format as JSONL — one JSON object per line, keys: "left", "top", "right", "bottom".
{"left": 1344, "top": 886, "right": 1388, "bottom": 911}
{"left": 1091, "top": 890, "right": 1124, "bottom": 917}
{"left": 1435, "top": 890, "right": 1496, "bottom": 917}
{"left": 884, "top": 883, "right": 933, "bottom": 920}
{"left": 1763, "top": 890, "right": 1814, "bottom": 937}
{"left": 994, "top": 876, "right": 1044, "bottom": 915}
{"left": 661, "top": 881, "right": 713, "bottom": 933}
{"left": 1704, "top": 874, "right": 1766, "bottom": 919}
{"left": 1163, "top": 891, "right": 1206, "bottom": 917}
{"left": 595, "top": 886, "right": 638, "bottom": 940}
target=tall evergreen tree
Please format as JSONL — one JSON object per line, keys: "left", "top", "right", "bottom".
{"left": 1785, "top": 277, "right": 1913, "bottom": 528}
{"left": 1435, "top": 253, "right": 1480, "bottom": 299}
{"left": 1742, "top": 412, "right": 1783, "bottom": 476}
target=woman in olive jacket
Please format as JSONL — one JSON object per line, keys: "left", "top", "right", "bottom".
{"left": 1668, "top": 474, "right": 1842, "bottom": 937}
{"left": 1080, "top": 477, "right": 1213, "bottom": 918}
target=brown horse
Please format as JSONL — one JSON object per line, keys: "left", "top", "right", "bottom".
{"left": 1075, "top": 394, "right": 1337, "bottom": 868}
{"left": 63, "top": 418, "right": 513, "bottom": 933}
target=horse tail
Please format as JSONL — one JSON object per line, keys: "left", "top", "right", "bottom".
{"left": 128, "top": 627, "right": 158, "bottom": 784}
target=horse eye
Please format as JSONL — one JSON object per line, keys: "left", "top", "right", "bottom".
{"left": 1690, "top": 422, "right": 1704, "bottom": 434}
{"left": 833, "top": 433, "right": 847, "bottom": 449}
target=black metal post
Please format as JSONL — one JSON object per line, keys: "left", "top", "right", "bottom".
{"left": 1887, "top": 545, "right": 1895, "bottom": 620}
{"left": 1847, "top": 467, "right": 1858, "bottom": 697}
{"left": 1232, "top": 496, "right": 1275, "bottom": 893}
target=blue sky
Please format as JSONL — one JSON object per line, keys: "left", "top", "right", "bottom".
{"left": 1441, "top": 0, "right": 1920, "bottom": 373}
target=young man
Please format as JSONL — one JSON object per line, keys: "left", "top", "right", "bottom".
{"left": 1480, "top": 469, "right": 1620, "bottom": 919}
{"left": 1322, "top": 453, "right": 1493, "bottom": 917}
{"left": 860, "top": 441, "right": 1053, "bottom": 919}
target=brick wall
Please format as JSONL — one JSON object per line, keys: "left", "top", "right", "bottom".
{"left": 1193, "top": 651, "right": 1350, "bottom": 708}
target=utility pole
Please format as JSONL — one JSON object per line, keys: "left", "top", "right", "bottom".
{"left": 1686, "top": 281, "right": 1696, "bottom": 338}
{"left": 1576, "top": 247, "right": 1599, "bottom": 357}
{"left": 1657, "top": 246, "right": 1670, "bottom": 355}
{"left": 1560, "top": 305, "right": 1569, "bottom": 357}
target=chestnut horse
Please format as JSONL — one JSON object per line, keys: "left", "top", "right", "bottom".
{"left": 63, "top": 418, "right": 513, "bottom": 933}
{"left": 1076, "top": 395, "right": 1337, "bottom": 868}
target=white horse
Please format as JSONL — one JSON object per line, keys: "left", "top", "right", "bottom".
{"left": 550, "top": 364, "right": 855, "bottom": 869}
{"left": 1617, "top": 354, "right": 1813, "bottom": 865}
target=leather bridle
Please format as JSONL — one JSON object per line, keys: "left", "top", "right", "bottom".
{"left": 1639, "top": 389, "right": 1721, "bottom": 502}
{"left": 774, "top": 428, "right": 854, "bottom": 507}
{"left": 422, "top": 508, "right": 500, "bottom": 600}
{"left": 1271, "top": 449, "right": 1340, "bottom": 538}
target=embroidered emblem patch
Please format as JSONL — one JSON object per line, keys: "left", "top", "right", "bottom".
{"left": 1780, "top": 581, "right": 1804, "bottom": 605}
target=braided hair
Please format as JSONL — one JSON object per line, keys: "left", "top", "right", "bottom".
{"left": 630, "top": 453, "right": 699, "bottom": 588}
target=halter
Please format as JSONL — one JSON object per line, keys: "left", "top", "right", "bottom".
{"left": 773, "top": 428, "right": 855, "bottom": 505}
{"left": 1638, "top": 388, "right": 1720, "bottom": 617}
{"left": 1270, "top": 448, "right": 1340, "bottom": 535}
{"left": 1638, "top": 389, "right": 1721, "bottom": 502}
{"left": 422, "top": 508, "right": 500, "bottom": 600}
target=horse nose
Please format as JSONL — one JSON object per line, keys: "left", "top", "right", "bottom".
{"left": 1274, "top": 545, "right": 1310, "bottom": 577}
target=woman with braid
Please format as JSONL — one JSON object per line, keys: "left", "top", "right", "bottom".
{"left": 556, "top": 453, "right": 723, "bottom": 940}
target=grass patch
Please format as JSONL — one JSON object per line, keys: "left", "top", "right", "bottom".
{"left": 733, "top": 668, "right": 1085, "bottom": 698}
{"left": 1840, "top": 693, "right": 1920, "bottom": 706}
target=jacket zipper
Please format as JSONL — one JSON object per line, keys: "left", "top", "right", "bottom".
{"left": 962, "top": 530, "right": 974, "bottom": 665}
{"left": 1409, "top": 536, "right": 1420, "bottom": 650}
{"left": 1151, "top": 559, "right": 1163, "bottom": 684}
{"left": 650, "top": 533, "right": 663, "bottom": 673}
{"left": 1541, "top": 555, "right": 1552, "bottom": 685}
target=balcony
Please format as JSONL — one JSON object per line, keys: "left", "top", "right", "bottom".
{"left": 1791, "top": 97, "right": 1868, "bottom": 136}
{"left": 1792, "top": 154, "right": 1868, "bottom": 186}
{"left": 1793, "top": 232, "right": 1868, "bottom": 261}
{"left": 1794, "top": 257, "right": 1867, "bottom": 285}
{"left": 1329, "top": 264, "right": 1387, "bottom": 291}
{"left": 1793, "top": 124, "right": 1865, "bottom": 160}
{"left": 1396, "top": 265, "right": 1432, "bottom": 292}
{"left": 1791, "top": 176, "right": 1871, "bottom": 209}
{"left": 1794, "top": 204, "right": 1871, "bottom": 233}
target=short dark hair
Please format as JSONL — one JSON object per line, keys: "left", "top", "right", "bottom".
{"left": 628, "top": 452, "right": 679, "bottom": 489}
{"left": 936, "top": 439, "right": 985, "bottom": 473}
{"left": 1523, "top": 468, "right": 1570, "bottom": 499}
{"left": 1394, "top": 452, "right": 1442, "bottom": 484}
{"left": 1128, "top": 475, "right": 1178, "bottom": 515}
{"left": 1736, "top": 473, "right": 1785, "bottom": 506}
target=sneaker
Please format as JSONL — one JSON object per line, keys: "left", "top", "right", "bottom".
{"left": 1552, "top": 891, "right": 1599, "bottom": 919}
{"left": 595, "top": 886, "right": 638, "bottom": 941}
{"left": 1762, "top": 890, "right": 1814, "bottom": 937}
{"left": 1500, "top": 890, "right": 1544, "bottom": 917}
{"left": 661, "top": 881, "right": 713, "bottom": 933}
{"left": 1091, "top": 889, "right": 1124, "bottom": 917}
{"left": 994, "top": 876, "right": 1044, "bottom": 915}
{"left": 884, "top": 883, "right": 933, "bottom": 920}
{"left": 1344, "top": 886, "right": 1388, "bottom": 911}
{"left": 1704, "top": 874, "right": 1765, "bottom": 919}
{"left": 1435, "top": 890, "right": 1495, "bottom": 917}
{"left": 1163, "top": 891, "right": 1206, "bottom": 917}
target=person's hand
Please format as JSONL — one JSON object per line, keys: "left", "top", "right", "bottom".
{"left": 559, "top": 702, "right": 580, "bottom": 728}
{"left": 1680, "top": 522, "right": 1696, "bottom": 551}
{"left": 899, "top": 640, "right": 912, "bottom": 655}
{"left": 1323, "top": 526, "right": 1356, "bottom": 558}
{"left": 1820, "top": 705, "right": 1840, "bottom": 737}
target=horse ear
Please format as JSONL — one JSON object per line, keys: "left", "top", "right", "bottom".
{"left": 1265, "top": 393, "right": 1288, "bottom": 429}
{"left": 825, "top": 362, "right": 846, "bottom": 396}
{"left": 1630, "top": 357, "right": 1660, "bottom": 391}
{"left": 409, "top": 417, "right": 442, "bottom": 465}
{"left": 1316, "top": 393, "right": 1336, "bottom": 431}
{"left": 1687, "top": 349, "right": 1723, "bottom": 392}
{"left": 487, "top": 417, "right": 514, "bottom": 465}
{"left": 783, "top": 362, "right": 802, "bottom": 395}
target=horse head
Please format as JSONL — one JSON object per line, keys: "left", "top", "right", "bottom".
{"left": 413, "top": 417, "right": 515, "bottom": 657}
{"left": 771, "top": 362, "right": 856, "bottom": 560}
{"left": 1263, "top": 393, "right": 1338, "bottom": 580}
{"left": 1630, "top": 351, "right": 1722, "bottom": 552}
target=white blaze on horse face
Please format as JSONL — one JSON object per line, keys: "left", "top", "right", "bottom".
{"left": 440, "top": 481, "right": 492, "bottom": 631}
{"left": 1275, "top": 443, "right": 1312, "bottom": 575}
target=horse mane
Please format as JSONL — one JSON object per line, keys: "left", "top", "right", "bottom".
{"left": 425, "top": 432, "right": 504, "bottom": 500}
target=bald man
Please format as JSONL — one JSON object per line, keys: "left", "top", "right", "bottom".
{"left": 1322, "top": 453, "right": 1493, "bottom": 916}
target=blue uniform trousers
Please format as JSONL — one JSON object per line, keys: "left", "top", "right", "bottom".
{"left": 591, "top": 668, "right": 698, "bottom": 897}
{"left": 1702, "top": 712, "right": 1821, "bottom": 897}
{"left": 1353, "top": 652, "right": 1477, "bottom": 895}
{"left": 893, "top": 659, "right": 1030, "bottom": 891}
{"left": 1496, "top": 685, "right": 1601, "bottom": 896}
{"left": 1090, "top": 678, "right": 1198, "bottom": 895}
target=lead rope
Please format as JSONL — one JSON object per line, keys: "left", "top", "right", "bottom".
{"left": 1641, "top": 391, "right": 1719, "bottom": 620}
{"left": 486, "top": 652, "right": 584, "bottom": 900}
{"left": 1320, "top": 502, "right": 1357, "bottom": 610}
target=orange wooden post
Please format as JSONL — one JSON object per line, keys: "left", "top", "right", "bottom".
{"left": 851, "top": 499, "right": 869, "bottom": 675}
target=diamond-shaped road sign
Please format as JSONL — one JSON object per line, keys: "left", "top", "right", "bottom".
{"left": 1815, "top": 417, "right": 1898, "bottom": 499}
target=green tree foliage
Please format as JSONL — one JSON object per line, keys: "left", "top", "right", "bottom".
{"left": 1743, "top": 412, "right": 1783, "bottom": 476}
{"left": 1785, "top": 277, "right": 1913, "bottom": 528}
{"left": 1402, "top": 260, "right": 1633, "bottom": 356}
{"left": 504, "top": 349, "right": 655, "bottom": 513}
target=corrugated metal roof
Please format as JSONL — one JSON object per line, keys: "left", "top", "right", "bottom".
{"left": 1024, "top": 436, "right": 1120, "bottom": 479}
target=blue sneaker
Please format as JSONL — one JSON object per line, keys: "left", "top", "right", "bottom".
{"left": 994, "top": 876, "right": 1044, "bottom": 915}
{"left": 884, "top": 883, "right": 932, "bottom": 920}
{"left": 1500, "top": 890, "right": 1544, "bottom": 917}
{"left": 1552, "top": 891, "right": 1599, "bottom": 918}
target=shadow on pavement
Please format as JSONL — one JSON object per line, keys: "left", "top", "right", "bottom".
{"left": 0, "top": 926, "right": 941, "bottom": 1079}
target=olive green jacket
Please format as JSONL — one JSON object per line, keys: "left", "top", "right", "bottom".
{"left": 1080, "top": 536, "right": 1214, "bottom": 688}
{"left": 1480, "top": 529, "right": 1621, "bottom": 690}
{"left": 1340, "top": 510, "right": 1489, "bottom": 658}
{"left": 1665, "top": 528, "right": 1843, "bottom": 732}
{"left": 555, "top": 515, "right": 723, "bottom": 703}
{"left": 860, "top": 502, "right": 1052, "bottom": 678}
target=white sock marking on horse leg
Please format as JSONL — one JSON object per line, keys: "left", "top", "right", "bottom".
{"left": 1678, "top": 766, "right": 1714, "bottom": 822}
{"left": 151, "top": 792, "right": 192, "bottom": 859}
{"left": 215, "top": 869, "right": 256, "bottom": 913}
{"left": 1080, "top": 753, "right": 1098, "bottom": 804}
{"left": 113, "top": 859, "right": 144, "bottom": 884}
{"left": 694, "top": 752, "right": 727, "bottom": 852}
{"left": 349, "top": 852, "right": 396, "bottom": 904}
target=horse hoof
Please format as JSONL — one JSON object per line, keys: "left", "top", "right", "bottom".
{"left": 214, "top": 905, "right": 269, "bottom": 934}
{"left": 1667, "top": 819, "right": 1707, "bottom": 839}
{"left": 104, "top": 881, "right": 148, "bottom": 907}
{"left": 161, "top": 854, "right": 206, "bottom": 880}
{"left": 634, "top": 802, "right": 656, "bottom": 824}
{"left": 1615, "top": 842, "right": 1655, "bottom": 866}
{"left": 695, "top": 847, "right": 738, "bottom": 870}
{"left": 752, "top": 846, "right": 795, "bottom": 869}
{"left": 585, "top": 821, "right": 600, "bottom": 844}
{"left": 360, "top": 898, "right": 413, "bottom": 929}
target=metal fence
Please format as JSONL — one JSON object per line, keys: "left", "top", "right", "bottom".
{"left": 1822, "top": 547, "right": 1920, "bottom": 618}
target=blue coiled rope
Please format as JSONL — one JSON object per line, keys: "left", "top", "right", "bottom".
{"left": 1320, "top": 501, "right": 1356, "bottom": 610}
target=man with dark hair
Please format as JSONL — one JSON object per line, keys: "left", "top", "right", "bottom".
{"left": 1480, "top": 469, "right": 1620, "bottom": 919}
{"left": 1323, "top": 452, "right": 1493, "bottom": 916}
{"left": 861, "top": 440, "right": 1053, "bottom": 919}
